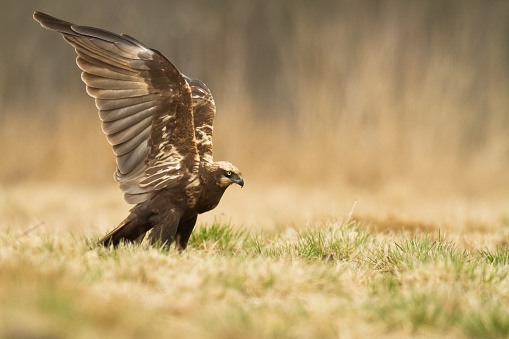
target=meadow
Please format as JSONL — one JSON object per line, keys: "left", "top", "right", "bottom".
{"left": 1, "top": 1, "right": 509, "bottom": 338}
{"left": 1, "top": 221, "right": 509, "bottom": 338}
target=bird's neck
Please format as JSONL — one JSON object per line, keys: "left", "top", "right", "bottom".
{"left": 194, "top": 161, "right": 228, "bottom": 214}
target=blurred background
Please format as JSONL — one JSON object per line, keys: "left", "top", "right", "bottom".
{"left": 1, "top": 0, "right": 508, "bottom": 233}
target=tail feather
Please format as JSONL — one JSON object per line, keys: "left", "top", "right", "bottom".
{"left": 97, "top": 216, "right": 151, "bottom": 247}
{"left": 97, "top": 201, "right": 154, "bottom": 247}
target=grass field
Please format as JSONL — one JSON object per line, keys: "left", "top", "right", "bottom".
{"left": 1, "top": 183, "right": 508, "bottom": 339}
{"left": 1, "top": 215, "right": 509, "bottom": 339}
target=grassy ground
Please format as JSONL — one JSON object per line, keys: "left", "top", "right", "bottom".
{"left": 1, "top": 217, "right": 509, "bottom": 339}
{"left": 1, "top": 183, "right": 508, "bottom": 338}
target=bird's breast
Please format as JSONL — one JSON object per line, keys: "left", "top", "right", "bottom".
{"left": 194, "top": 187, "right": 226, "bottom": 214}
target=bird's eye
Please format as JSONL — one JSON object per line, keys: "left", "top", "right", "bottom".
{"left": 226, "top": 171, "right": 232, "bottom": 177}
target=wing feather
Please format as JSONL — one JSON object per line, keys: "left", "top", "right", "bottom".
{"left": 186, "top": 78, "right": 216, "bottom": 163}
{"left": 95, "top": 94, "right": 159, "bottom": 111}
{"left": 101, "top": 107, "right": 155, "bottom": 135}
{"left": 34, "top": 11, "right": 201, "bottom": 204}
{"left": 75, "top": 39, "right": 132, "bottom": 67}
{"left": 77, "top": 57, "right": 141, "bottom": 81}
{"left": 86, "top": 87, "right": 150, "bottom": 100}
{"left": 75, "top": 49, "right": 136, "bottom": 75}
{"left": 105, "top": 116, "right": 153, "bottom": 146}
{"left": 99, "top": 101, "right": 157, "bottom": 122}
{"left": 89, "top": 38, "right": 138, "bottom": 58}
{"left": 112, "top": 126, "right": 151, "bottom": 156}
{"left": 81, "top": 73, "right": 147, "bottom": 90}
{"left": 117, "top": 140, "right": 150, "bottom": 174}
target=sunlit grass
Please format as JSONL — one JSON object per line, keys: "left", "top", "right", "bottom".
{"left": 1, "top": 222, "right": 509, "bottom": 338}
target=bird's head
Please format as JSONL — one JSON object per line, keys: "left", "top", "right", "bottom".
{"left": 213, "top": 161, "right": 244, "bottom": 189}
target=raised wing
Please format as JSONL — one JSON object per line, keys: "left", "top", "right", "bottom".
{"left": 34, "top": 12, "right": 200, "bottom": 204}
{"left": 186, "top": 77, "right": 216, "bottom": 163}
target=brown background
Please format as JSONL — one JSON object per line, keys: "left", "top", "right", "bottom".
{"left": 1, "top": 0, "right": 508, "bottom": 231}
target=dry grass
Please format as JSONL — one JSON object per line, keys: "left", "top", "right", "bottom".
{"left": 2, "top": 181, "right": 508, "bottom": 241}
{"left": 1, "top": 220, "right": 509, "bottom": 339}
{"left": 0, "top": 181, "right": 507, "bottom": 339}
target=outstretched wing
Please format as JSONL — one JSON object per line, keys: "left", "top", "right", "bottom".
{"left": 34, "top": 12, "right": 200, "bottom": 204}
{"left": 186, "top": 77, "right": 216, "bottom": 163}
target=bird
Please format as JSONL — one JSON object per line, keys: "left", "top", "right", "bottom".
{"left": 33, "top": 11, "right": 244, "bottom": 250}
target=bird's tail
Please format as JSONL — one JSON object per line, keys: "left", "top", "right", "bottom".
{"left": 96, "top": 203, "right": 154, "bottom": 247}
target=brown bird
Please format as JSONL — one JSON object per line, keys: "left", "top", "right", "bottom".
{"left": 33, "top": 12, "right": 244, "bottom": 249}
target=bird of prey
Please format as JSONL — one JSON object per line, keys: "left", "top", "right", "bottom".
{"left": 33, "top": 12, "right": 244, "bottom": 249}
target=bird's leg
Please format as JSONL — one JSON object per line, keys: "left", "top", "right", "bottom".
{"left": 175, "top": 215, "right": 198, "bottom": 250}
{"left": 147, "top": 207, "right": 181, "bottom": 248}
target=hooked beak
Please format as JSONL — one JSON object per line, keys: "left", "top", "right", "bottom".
{"left": 234, "top": 176, "right": 244, "bottom": 188}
